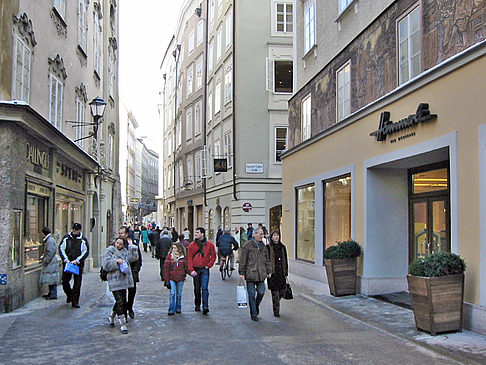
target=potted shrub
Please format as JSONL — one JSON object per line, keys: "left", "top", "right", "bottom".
{"left": 407, "top": 252, "right": 466, "bottom": 335}
{"left": 324, "top": 240, "right": 361, "bottom": 296}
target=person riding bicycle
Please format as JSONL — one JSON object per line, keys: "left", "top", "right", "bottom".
{"left": 218, "top": 228, "right": 239, "bottom": 271}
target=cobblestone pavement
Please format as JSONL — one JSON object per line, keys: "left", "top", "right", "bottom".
{"left": 0, "top": 252, "right": 476, "bottom": 364}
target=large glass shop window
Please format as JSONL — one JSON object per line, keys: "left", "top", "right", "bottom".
{"left": 12, "top": 210, "right": 23, "bottom": 268}
{"left": 25, "top": 195, "right": 47, "bottom": 268}
{"left": 296, "top": 184, "right": 315, "bottom": 262}
{"left": 55, "top": 201, "right": 84, "bottom": 241}
{"left": 324, "top": 175, "right": 351, "bottom": 250}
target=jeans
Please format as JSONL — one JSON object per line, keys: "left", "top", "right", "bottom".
{"left": 246, "top": 281, "right": 265, "bottom": 319}
{"left": 221, "top": 252, "right": 235, "bottom": 269}
{"left": 193, "top": 267, "right": 210, "bottom": 309}
{"left": 169, "top": 280, "right": 184, "bottom": 313}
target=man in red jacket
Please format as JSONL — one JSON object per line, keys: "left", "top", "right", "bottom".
{"left": 188, "top": 227, "right": 216, "bottom": 314}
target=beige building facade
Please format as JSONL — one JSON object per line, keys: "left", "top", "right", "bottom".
{"left": 283, "top": 0, "right": 486, "bottom": 333}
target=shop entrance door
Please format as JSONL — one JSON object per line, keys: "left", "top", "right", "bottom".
{"left": 409, "top": 163, "right": 450, "bottom": 263}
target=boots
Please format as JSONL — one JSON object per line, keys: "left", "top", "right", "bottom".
{"left": 117, "top": 315, "right": 128, "bottom": 334}
{"left": 108, "top": 312, "right": 115, "bottom": 327}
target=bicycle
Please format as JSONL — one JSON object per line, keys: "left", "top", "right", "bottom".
{"left": 220, "top": 254, "right": 234, "bottom": 280}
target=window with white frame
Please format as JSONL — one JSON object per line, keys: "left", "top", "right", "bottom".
{"left": 179, "top": 44, "right": 184, "bottom": 66}
{"left": 187, "top": 155, "right": 194, "bottom": 189}
{"left": 178, "top": 162, "right": 184, "bottom": 192}
{"left": 186, "top": 64, "right": 193, "bottom": 97}
{"left": 167, "top": 132, "right": 173, "bottom": 156}
{"left": 53, "top": 0, "right": 66, "bottom": 19}
{"left": 186, "top": 107, "right": 193, "bottom": 141}
{"left": 208, "top": 41, "right": 214, "bottom": 73}
{"left": 176, "top": 118, "right": 182, "bottom": 147}
{"left": 217, "top": 0, "right": 223, "bottom": 15}
{"left": 49, "top": 73, "right": 63, "bottom": 130}
{"left": 216, "top": 27, "right": 222, "bottom": 61}
{"left": 214, "top": 81, "right": 221, "bottom": 114}
{"left": 208, "top": 91, "right": 213, "bottom": 122}
{"left": 214, "top": 139, "right": 221, "bottom": 160}
{"left": 336, "top": 61, "right": 351, "bottom": 121}
{"left": 75, "top": 97, "right": 86, "bottom": 147}
{"left": 276, "top": 2, "right": 293, "bottom": 33}
{"left": 196, "top": 56, "right": 203, "bottom": 90}
{"left": 195, "top": 151, "right": 202, "bottom": 184}
{"left": 94, "top": 11, "right": 102, "bottom": 76}
{"left": 224, "top": 70, "right": 232, "bottom": 103}
{"left": 206, "top": 145, "right": 213, "bottom": 177}
{"left": 398, "top": 6, "right": 421, "bottom": 85}
{"left": 78, "top": 0, "right": 88, "bottom": 52}
{"left": 301, "top": 94, "right": 311, "bottom": 141}
{"left": 275, "top": 127, "right": 288, "bottom": 162}
{"left": 266, "top": 58, "right": 293, "bottom": 93}
{"left": 195, "top": 100, "right": 202, "bottom": 135}
{"left": 108, "top": 133, "right": 114, "bottom": 168}
{"left": 197, "top": 20, "right": 204, "bottom": 45}
{"left": 201, "top": 145, "right": 209, "bottom": 178}
{"left": 223, "top": 132, "right": 232, "bottom": 168}
{"left": 13, "top": 35, "right": 32, "bottom": 103}
{"left": 304, "top": 0, "right": 316, "bottom": 54}
{"left": 188, "top": 30, "right": 195, "bottom": 54}
{"left": 209, "top": 0, "right": 215, "bottom": 26}
{"left": 225, "top": 12, "right": 232, "bottom": 47}
{"left": 339, "top": 0, "right": 353, "bottom": 13}
{"left": 109, "top": 47, "right": 116, "bottom": 98}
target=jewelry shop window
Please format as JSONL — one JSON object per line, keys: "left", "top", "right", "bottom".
{"left": 324, "top": 175, "right": 351, "bottom": 251}
{"left": 296, "top": 184, "right": 315, "bottom": 262}
{"left": 12, "top": 210, "right": 23, "bottom": 268}
{"left": 25, "top": 195, "right": 48, "bottom": 268}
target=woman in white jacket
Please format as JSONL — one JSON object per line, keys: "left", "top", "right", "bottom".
{"left": 102, "top": 237, "right": 139, "bottom": 334}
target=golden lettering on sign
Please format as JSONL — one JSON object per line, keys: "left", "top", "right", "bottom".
{"left": 26, "top": 143, "right": 49, "bottom": 169}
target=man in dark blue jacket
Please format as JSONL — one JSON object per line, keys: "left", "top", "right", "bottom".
{"left": 59, "top": 223, "right": 89, "bottom": 308}
{"left": 218, "top": 228, "right": 239, "bottom": 271}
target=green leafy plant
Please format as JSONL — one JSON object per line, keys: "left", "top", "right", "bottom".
{"left": 324, "top": 240, "right": 361, "bottom": 259}
{"left": 409, "top": 251, "right": 466, "bottom": 277}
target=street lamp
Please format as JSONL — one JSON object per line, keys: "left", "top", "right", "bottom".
{"left": 89, "top": 96, "right": 107, "bottom": 139}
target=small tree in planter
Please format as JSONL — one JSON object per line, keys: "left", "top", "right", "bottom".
{"left": 407, "top": 252, "right": 466, "bottom": 335}
{"left": 324, "top": 240, "right": 361, "bottom": 296}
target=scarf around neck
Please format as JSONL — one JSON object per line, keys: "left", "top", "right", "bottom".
{"left": 195, "top": 237, "right": 206, "bottom": 257}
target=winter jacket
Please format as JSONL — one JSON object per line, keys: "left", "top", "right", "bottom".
{"left": 141, "top": 230, "right": 150, "bottom": 243}
{"left": 218, "top": 233, "right": 239, "bottom": 256}
{"left": 267, "top": 242, "right": 288, "bottom": 291}
{"left": 163, "top": 255, "right": 189, "bottom": 282}
{"left": 239, "top": 239, "right": 271, "bottom": 282}
{"left": 59, "top": 232, "right": 89, "bottom": 269}
{"left": 156, "top": 234, "right": 172, "bottom": 259}
{"left": 40, "top": 234, "right": 61, "bottom": 285}
{"left": 187, "top": 239, "right": 217, "bottom": 271}
{"left": 102, "top": 245, "right": 139, "bottom": 292}
{"left": 128, "top": 239, "right": 142, "bottom": 275}
{"left": 148, "top": 230, "right": 160, "bottom": 245}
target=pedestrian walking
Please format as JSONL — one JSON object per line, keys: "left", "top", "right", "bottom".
{"left": 247, "top": 223, "right": 254, "bottom": 240}
{"left": 119, "top": 226, "right": 142, "bottom": 319}
{"left": 187, "top": 227, "right": 217, "bottom": 315}
{"left": 156, "top": 229, "right": 172, "bottom": 282}
{"left": 239, "top": 227, "right": 271, "bottom": 321}
{"left": 102, "top": 237, "right": 139, "bottom": 334}
{"left": 164, "top": 242, "right": 189, "bottom": 315}
{"left": 141, "top": 226, "right": 150, "bottom": 252}
{"left": 215, "top": 226, "right": 223, "bottom": 265}
{"left": 59, "top": 223, "right": 89, "bottom": 308}
{"left": 170, "top": 227, "right": 179, "bottom": 242}
{"left": 267, "top": 230, "right": 288, "bottom": 317}
{"left": 40, "top": 227, "right": 61, "bottom": 300}
{"left": 238, "top": 226, "right": 247, "bottom": 262}
{"left": 148, "top": 226, "right": 160, "bottom": 257}
{"left": 182, "top": 227, "right": 191, "bottom": 241}
{"left": 179, "top": 233, "right": 190, "bottom": 251}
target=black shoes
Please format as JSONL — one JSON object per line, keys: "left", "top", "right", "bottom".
{"left": 176, "top": 310, "right": 181, "bottom": 314}
{"left": 72, "top": 303, "right": 80, "bottom": 308}
{"left": 168, "top": 312, "right": 175, "bottom": 316}
{"left": 128, "top": 309, "right": 135, "bottom": 319}
{"left": 251, "top": 316, "right": 259, "bottom": 321}
{"left": 45, "top": 296, "right": 57, "bottom": 300}
{"left": 66, "top": 295, "right": 72, "bottom": 303}
{"left": 274, "top": 313, "right": 280, "bottom": 317}
{"left": 195, "top": 306, "right": 201, "bottom": 312}
{"left": 202, "top": 308, "right": 209, "bottom": 315}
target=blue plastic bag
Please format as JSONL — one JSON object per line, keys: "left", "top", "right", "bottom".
{"left": 119, "top": 261, "right": 129, "bottom": 274}
{"left": 64, "top": 262, "right": 79, "bottom": 275}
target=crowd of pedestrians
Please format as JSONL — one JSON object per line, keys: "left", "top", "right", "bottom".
{"left": 38, "top": 220, "right": 289, "bottom": 334}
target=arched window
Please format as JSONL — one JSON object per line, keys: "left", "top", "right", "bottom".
{"left": 223, "top": 207, "right": 231, "bottom": 230}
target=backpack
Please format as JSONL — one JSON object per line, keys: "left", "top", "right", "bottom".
{"left": 100, "top": 267, "right": 108, "bottom": 281}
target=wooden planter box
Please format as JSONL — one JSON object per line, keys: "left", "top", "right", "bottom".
{"left": 324, "top": 257, "right": 357, "bottom": 296}
{"left": 407, "top": 274, "right": 464, "bottom": 335}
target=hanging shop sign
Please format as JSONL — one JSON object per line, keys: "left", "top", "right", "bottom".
{"left": 370, "top": 103, "right": 437, "bottom": 142}
{"left": 242, "top": 202, "right": 252, "bottom": 212}
{"left": 214, "top": 158, "right": 228, "bottom": 172}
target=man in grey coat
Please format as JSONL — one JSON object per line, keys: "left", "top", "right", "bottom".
{"left": 239, "top": 227, "right": 271, "bottom": 321}
{"left": 40, "top": 227, "right": 60, "bottom": 300}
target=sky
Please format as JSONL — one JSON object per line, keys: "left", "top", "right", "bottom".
{"left": 119, "top": 0, "right": 183, "bottom": 153}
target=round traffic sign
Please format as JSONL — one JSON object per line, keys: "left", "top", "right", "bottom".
{"left": 242, "top": 202, "right": 252, "bottom": 212}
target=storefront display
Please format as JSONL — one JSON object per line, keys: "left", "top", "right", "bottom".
{"left": 24, "top": 194, "right": 47, "bottom": 268}
{"left": 296, "top": 184, "right": 315, "bottom": 262}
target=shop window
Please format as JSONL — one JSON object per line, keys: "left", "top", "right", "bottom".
{"left": 12, "top": 210, "right": 23, "bottom": 268}
{"left": 412, "top": 167, "right": 447, "bottom": 194}
{"left": 296, "top": 184, "right": 315, "bottom": 262}
{"left": 25, "top": 195, "right": 47, "bottom": 268}
{"left": 324, "top": 175, "right": 351, "bottom": 252}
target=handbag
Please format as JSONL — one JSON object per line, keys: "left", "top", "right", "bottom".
{"left": 283, "top": 278, "right": 293, "bottom": 300}
{"left": 100, "top": 267, "right": 108, "bottom": 281}
{"left": 64, "top": 262, "right": 80, "bottom": 275}
{"left": 237, "top": 278, "right": 248, "bottom": 308}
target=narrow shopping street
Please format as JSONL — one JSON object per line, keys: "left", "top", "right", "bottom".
{"left": 0, "top": 251, "right": 467, "bottom": 365}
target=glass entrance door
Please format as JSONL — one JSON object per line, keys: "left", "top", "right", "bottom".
{"left": 410, "top": 197, "right": 449, "bottom": 262}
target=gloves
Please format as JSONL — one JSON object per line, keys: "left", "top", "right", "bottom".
{"left": 164, "top": 281, "right": 171, "bottom": 290}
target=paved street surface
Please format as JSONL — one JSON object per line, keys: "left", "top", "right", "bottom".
{"left": 0, "top": 251, "right": 482, "bottom": 365}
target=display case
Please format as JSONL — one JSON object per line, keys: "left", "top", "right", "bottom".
{"left": 25, "top": 195, "right": 47, "bottom": 268}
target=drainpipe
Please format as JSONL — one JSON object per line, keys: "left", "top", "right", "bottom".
{"left": 232, "top": 0, "right": 237, "bottom": 201}
{"left": 203, "top": 0, "right": 209, "bottom": 207}
{"left": 173, "top": 45, "right": 181, "bottom": 221}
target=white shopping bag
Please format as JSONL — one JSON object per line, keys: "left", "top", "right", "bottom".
{"left": 237, "top": 279, "right": 247, "bottom": 308}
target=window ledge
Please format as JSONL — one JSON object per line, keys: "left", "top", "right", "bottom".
{"left": 335, "top": 0, "right": 358, "bottom": 24}
{"left": 302, "top": 44, "right": 318, "bottom": 60}
{"left": 77, "top": 44, "right": 88, "bottom": 59}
